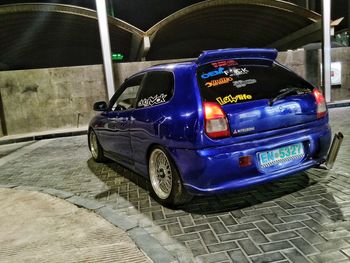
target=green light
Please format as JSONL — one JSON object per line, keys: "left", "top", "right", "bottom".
{"left": 112, "top": 53, "right": 124, "bottom": 61}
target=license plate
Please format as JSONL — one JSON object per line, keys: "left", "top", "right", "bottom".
{"left": 258, "top": 143, "right": 304, "bottom": 168}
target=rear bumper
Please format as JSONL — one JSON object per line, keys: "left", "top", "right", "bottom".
{"left": 169, "top": 123, "right": 331, "bottom": 195}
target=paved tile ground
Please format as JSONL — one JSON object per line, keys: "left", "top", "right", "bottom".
{"left": 0, "top": 107, "right": 350, "bottom": 263}
{"left": 0, "top": 141, "right": 33, "bottom": 158}
{"left": 0, "top": 188, "right": 149, "bottom": 263}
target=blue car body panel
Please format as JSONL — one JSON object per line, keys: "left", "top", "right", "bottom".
{"left": 196, "top": 48, "right": 278, "bottom": 65}
{"left": 89, "top": 48, "right": 331, "bottom": 195}
{"left": 169, "top": 119, "right": 330, "bottom": 194}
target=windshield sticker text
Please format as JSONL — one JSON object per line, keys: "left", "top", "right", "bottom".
{"left": 224, "top": 67, "right": 249, "bottom": 77}
{"left": 232, "top": 79, "right": 257, "bottom": 88}
{"left": 211, "top": 60, "right": 237, "bottom": 68}
{"left": 216, "top": 94, "right": 252, "bottom": 105}
{"left": 205, "top": 77, "right": 233, "bottom": 87}
{"left": 201, "top": 67, "right": 225, "bottom": 79}
{"left": 138, "top": 94, "right": 167, "bottom": 107}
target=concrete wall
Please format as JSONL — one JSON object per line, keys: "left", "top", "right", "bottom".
{"left": 113, "top": 58, "right": 190, "bottom": 88}
{"left": 0, "top": 93, "right": 3, "bottom": 137}
{"left": 330, "top": 48, "right": 350, "bottom": 101}
{"left": 270, "top": 48, "right": 350, "bottom": 102}
{"left": 0, "top": 117, "right": 3, "bottom": 137}
{"left": 0, "top": 48, "right": 349, "bottom": 137}
{"left": 0, "top": 65, "right": 107, "bottom": 135}
{"left": 277, "top": 49, "right": 306, "bottom": 78}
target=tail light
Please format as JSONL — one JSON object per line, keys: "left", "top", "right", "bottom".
{"left": 313, "top": 88, "right": 327, "bottom": 119}
{"left": 203, "top": 102, "right": 230, "bottom": 139}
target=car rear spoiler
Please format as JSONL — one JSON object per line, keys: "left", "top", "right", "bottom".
{"left": 195, "top": 48, "right": 278, "bottom": 65}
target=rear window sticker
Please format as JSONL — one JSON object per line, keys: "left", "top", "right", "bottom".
{"left": 211, "top": 60, "right": 238, "bottom": 68}
{"left": 224, "top": 67, "right": 249, "bottom": 77}
{"left": 232, "top": 79, "right": 257, "bottom": 88}
{"left": 205, "top": 77, "right": 233, "bottom": 87}
{"left": 201, "top": 67, "right": 225, "bottom": 79}
{"left": 216, "top": 94, "right": 253, "bottom": 105}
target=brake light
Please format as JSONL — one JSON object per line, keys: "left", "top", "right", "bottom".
{"left": 203, "top": 102, "right": 230, "bottom": 138}
{"left": 313, "top": 88, "right": 327, "bottom": 119}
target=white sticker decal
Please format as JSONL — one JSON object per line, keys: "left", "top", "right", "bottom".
{"left": 224, "top": 67, "right": 249, "bottom": 77}
{"left": 232, "top": 79, "right": 257, "bottom": 88}
{"left": 138, "top": 93, "right": 167, "bottom": 107}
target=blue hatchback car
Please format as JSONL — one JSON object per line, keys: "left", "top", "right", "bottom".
{"left": 89, "top": 48, "right": 331, "bottom": 205}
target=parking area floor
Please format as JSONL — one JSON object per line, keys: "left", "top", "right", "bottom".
{"left": 0, "top": 188, "right": 149, "bottom": 263}
{"left": 0, "top": 107, "right": 350, "bottom": 263}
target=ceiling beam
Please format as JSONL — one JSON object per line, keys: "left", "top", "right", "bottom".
{"left": 265, "top": 21, "right": 322, "bottom": 50}
{"left": 266, "top": 17, "right": 343, "bottom": 51}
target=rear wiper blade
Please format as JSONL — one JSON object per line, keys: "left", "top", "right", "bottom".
{"left": 269, "top": 87, "right": 299, "bottom": 106}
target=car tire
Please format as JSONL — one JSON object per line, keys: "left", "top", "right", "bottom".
{"left": 88, "top": 129, "right": 108, "bottom": 163}
{"left": 148, "top": 146, "right": 192, "bottom": 206}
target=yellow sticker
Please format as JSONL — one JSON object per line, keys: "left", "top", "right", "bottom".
{"left": 216, "top": 94, "right": 253, "bottom": 105}
{"left": 205, "top": 77, "right": 233, "bottom": 87}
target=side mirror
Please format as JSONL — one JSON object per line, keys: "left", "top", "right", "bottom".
{"left": 93, "top": 101, "right": 107, "bottom": 111}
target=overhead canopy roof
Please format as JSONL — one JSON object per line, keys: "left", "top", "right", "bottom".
{"left": 0, "top": 4, "right": 143, "bottom": 70}
{"left": 0, "top": 1, "right": 325, "bottom": 70}
{"left": 145, "top": 0, "right": 322, "bottom": 60}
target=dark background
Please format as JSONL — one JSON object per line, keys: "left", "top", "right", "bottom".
{"left": 0, "top": 0, "right": 348, "bottom": 32}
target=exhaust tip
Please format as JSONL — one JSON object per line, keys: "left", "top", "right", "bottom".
{"left": 338, "top": 132, "right": 344, "bottom": 140}
{"left": 325, "top": 132, "right": 344, "bottom": 170}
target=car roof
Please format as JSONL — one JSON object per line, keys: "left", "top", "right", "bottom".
{"left": 126, "top": 48, "right": 278, "bottom": 80}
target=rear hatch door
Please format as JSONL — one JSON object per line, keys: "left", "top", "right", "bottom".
{"left": 196, "top": 58, "right": 318, "bottom": 137}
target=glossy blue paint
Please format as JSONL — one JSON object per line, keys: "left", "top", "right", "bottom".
{"left": 196, "top": 48, "right": 278, "bottom": 65}
{"left": 169, "top": 119, "right": 331, "bottom": 195}
{"left": 89, "top": 48, "right": 331, "bottom": 196}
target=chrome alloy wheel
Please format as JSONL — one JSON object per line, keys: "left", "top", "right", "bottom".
{"left": 149, "top": 149, "right": 173, "bottom": 199}
{"left": 89, "top": 131, "right": 99, "bottom": 159}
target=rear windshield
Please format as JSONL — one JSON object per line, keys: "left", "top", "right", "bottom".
{"left": 196, "top": 59, "right": 314, "bottom": 106}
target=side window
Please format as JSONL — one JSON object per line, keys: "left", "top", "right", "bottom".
{"left": 137, "top": 71, "right": 174, "bottom": 108}
{"left": 110, "top": 75, "right": 144, "bottom": 111}
{"left": 115, "top": 85, "right": 139, "bottom": 110}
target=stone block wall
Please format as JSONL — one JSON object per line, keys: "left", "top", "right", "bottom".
{"left": 0, "top": 48, "right": 349, "bottom": 137}
{"left": 113, "top": 58, "right": 189, "bottom": 88}
{"left": 330, "top": 48, "right": 350, "bottom": 101}
{"left": 277, "top": 49, "right": 306, "bottom": 78}
{"left": 0, "top": 65, "right": 107, "bottom": 135}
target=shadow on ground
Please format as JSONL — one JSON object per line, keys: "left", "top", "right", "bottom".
{"left": 180, "top": 173, "right": 314, "bottom": 214}
{"left": 87, "top": 158, "right": 150, "bottom": 200}
{"left": 86, "top": 157, "right": 330, "bottom": 215}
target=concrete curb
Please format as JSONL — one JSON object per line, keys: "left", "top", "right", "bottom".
{"left": 1, "top": 184, "right": 178, "bottom": 263}
{"left": 0, "top": 130, "right": 87, "bottom": 145}
{"left": 327, "top": 102, "right": 350, "bottom": 108}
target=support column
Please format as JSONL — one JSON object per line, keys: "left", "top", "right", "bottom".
{"left": 129, "top": 33, "right": 143, "bottom": 61}
{"left": 140, "top": 36, "right": 151, "bottom": 61}
{"left": 305, "top": 49, "right": 320, "bottom": 87}
{"left": 96, "top": 0, "right": 115, "bottom": 100}
{"left": 322, "top": 0, "right": 331, "bottom": 102}
{"left": 348, "top": 1, "right": 350, "bottom": 35}
{"left": 0, "top": 90, "right": 7, "bottom": 136}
